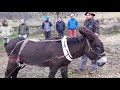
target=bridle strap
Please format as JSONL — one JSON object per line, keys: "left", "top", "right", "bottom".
{"left": 86, "top": 38, "right": 92, "bottom": 52}
{"left": 86, "top": 38, "right": 105, "bottom": 59}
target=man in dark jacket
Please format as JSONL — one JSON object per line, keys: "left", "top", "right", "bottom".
{"left": 18, "top": 19, "right": 29, "bottom": 39}
{"left": 79, "top": 12, "right": 100, "bottom": 74}
{"left": 56, "top": 17, "right": 65, "bottom": 38}
{"left": 83, "top": 12, "right": 99, "bottom": 35}
{"left": 42, "top": 16, "right": 53, "bottom": 39}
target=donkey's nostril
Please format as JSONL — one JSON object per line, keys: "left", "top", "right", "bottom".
{"left": 98, "top": 62, "right": 106, "bottom": 67}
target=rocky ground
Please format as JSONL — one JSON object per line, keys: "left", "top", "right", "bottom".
{"left": 0, "top": 33, "right": 120, "bottom": 78}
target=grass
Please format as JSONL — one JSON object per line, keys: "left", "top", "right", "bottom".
{"left": 0, "top": 37, "right": 5, "bottom": 51}
{"left": 0, "top": 38, "right": 3, "bottom": 44}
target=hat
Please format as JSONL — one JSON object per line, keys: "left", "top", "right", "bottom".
{"left": 21, "top": 19, "right": 25, "bottom": 23}
{"left": 85, "top": 12, "right": 95, "bottom": 16}
{"left": 45, "top": 16, "right": 49, "bottom": 20}
{"left": 71, "top": 14, "right": 74, "bottom": 17}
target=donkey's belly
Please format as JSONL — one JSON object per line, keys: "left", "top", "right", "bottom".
{"left": 20, "top": 50, "right": 61, "bottom": 67}
{"left": 20, "top": 41, "right": 64, "bottom": 66}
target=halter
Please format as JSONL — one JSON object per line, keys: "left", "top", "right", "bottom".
{"left": 85, "top": 38, "right": 105, "bottom": 60}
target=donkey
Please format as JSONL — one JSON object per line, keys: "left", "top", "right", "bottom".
{"left": 4, "top": 28, "right": 107, "bottom": 78}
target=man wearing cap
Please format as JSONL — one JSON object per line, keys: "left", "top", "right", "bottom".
{"left": 18, "top": 19, "right": 29, "bottom": 39}
{"left": 84, "top": 12, "right": 99, "bottom": 35}
{"left": 67, "top": 14, "right": 79, "bottom": 37}
{"left": 42, "top": 16, "right": 53, "bottom": 39}
{"left": 79, "top": 12, "right": 100, "bottom": 74}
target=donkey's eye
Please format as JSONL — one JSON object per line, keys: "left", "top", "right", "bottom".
{"left": 94, "top": 44, "right": 100, "bottom": 49}
{"left": 96, "top": 46, "right": 100, "bottom": 50}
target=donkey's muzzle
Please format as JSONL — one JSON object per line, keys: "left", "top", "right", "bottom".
{"left": 97, "top": 56, "right": 107, "bottom": 67}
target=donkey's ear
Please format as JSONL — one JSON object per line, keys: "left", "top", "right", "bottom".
{"left": 79, "top": 27, "right": 95, "bottom": 40}
{"left": 79, "top": 29, "right": 87, "bottom": 37}
{"left": 79, "top": 27, "right": 88, "bottom": 37}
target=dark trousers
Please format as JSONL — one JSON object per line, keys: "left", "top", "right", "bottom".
{"left": 44, "top": 31, "right": 51, "bottom": 39}
{"left": 57, "top": 31, "right": 64, "bottom": 38}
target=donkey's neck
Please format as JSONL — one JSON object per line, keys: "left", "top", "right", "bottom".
{"left": 67, "top": 36, "right": 87, "bottom": 59}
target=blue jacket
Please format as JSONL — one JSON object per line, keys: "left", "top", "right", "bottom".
{"left": 67, "top": 18, "right": 79, "bottom": 30}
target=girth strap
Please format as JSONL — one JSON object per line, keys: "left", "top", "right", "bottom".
{"left": 17, "top": 39, "right": 29, "bottom": 61}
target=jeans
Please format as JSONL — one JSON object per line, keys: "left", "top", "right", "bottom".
{"left": 80, "top": 55, "right": 99, "bottom": 71}
{"left": 44, "top": 31, "right": 51, "bottom": 39}
{"left": 57, "top": 31, "right": 64, "bottom": 38}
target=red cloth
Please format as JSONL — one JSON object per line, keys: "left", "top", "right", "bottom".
{"left": 69, "top": 30, "right": 77, "bottom": 37}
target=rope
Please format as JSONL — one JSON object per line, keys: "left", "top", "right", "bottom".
{"left": 86, "top": 38, "right": 105, "bottom": 58}
{"left": 9, "top": 40, "right": 25, "bottom": 56}
{"left": 17, "top": 39, "right": 29, "bottom": 61}
{"left": 29, "top": 39, "right": 62, "bottom": 42}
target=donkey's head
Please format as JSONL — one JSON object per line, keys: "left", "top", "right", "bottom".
{"left": 79, "top": 27, "right": 107, "bottom": 67}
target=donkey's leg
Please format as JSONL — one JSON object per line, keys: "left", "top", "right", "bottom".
{"left": 48, "top": 66, "right": 59, "bottom": 78}
{"left": 61, "top": 66, "right": 68, "bottom": 78}
{"left": 11, "top": 67, "right": 21, "bottom": 78}
{"left": 5, "top": 60, "right": 19, "bottom": 78}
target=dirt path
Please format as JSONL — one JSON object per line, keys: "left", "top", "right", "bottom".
{"left": 0, "top": 34, "right": 120, "bottom": 78}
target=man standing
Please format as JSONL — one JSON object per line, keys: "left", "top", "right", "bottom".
{"left": 67, "top": 14, "right": 79, "bottom": 37}
{"left": 79, "top": 12, "right": 100, "bottom": 74}
{"left": 0, "top": 20, "right": 13, "bottom": 47}
{"left": 42, "top": 16, "right": 53, "bottom": 39}
{"left": 18, "top": 19, "right": 29, "bottom": 39}
{"left": 56, "top": 17, "right": 65, "bottom": 38}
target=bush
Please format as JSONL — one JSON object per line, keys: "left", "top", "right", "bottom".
{"left": 100, "top": 24, "right": 120, "bottom": 35}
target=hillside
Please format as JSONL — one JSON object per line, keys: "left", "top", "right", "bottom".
{"left": 0, "top": 12, "right": 120, "bottom": 25}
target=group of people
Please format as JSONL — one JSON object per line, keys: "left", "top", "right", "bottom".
{"left": 42, "top": 13, "right": 79, "bottom": 39}
{"left": 0, "top": 12, "right": 100, "bottom": 74}
{"left": 42, "top": 12, "right": 100, "bottom": 74}
{"left": 0, "top": 19, "right": 29, "bottom": 47}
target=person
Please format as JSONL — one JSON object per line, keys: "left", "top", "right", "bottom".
{"left": 0, "top": 20, "right": 13, "bottom": 47}
{"left": 67, "top": 14, "right": 79, "bottom": 37}
{"left": 79, "top": 12, "right": 100, "bottom": 74}
{"left": 42, "top": 16, "right": 53, "bottom": 39}
{"left": 56, "top": 17, "right": 65, "bottom": 38}
{"left": 18, "top": 19, "right": 29, "bottom": 39}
